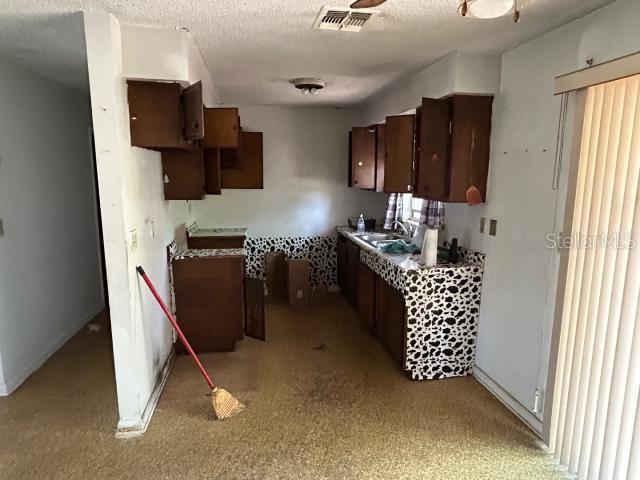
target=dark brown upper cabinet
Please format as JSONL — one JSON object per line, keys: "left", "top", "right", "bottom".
{"left": 414, "top": 95, "right": 493, "bottom": 203}
{"left": 384, "top": 114, "right": 415, "bottom": 194}
{"left": 161, "top": 149, "right": 205, "bottom": 200}
{"left": 203, "top": 149, "right": 222, "bottom": 195}
{"left": 221, "top": 131, "right": 264, "bottom": 189}
{"left": 350, "top": 127, "right": 376, "bottom": 190}
{"left": 181, "top": 82, "right": 204, "bottom": 140}
{"left": 127, "top": 80, "right": 203, "bottom": 150}
{"left": 203, "top": 108, "right": 241, "bottom": 149}
{"left": 375, "top": 124, "right": 386, "bottom": 193}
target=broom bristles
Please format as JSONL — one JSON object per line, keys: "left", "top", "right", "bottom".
{"left": 211, "top": 387, "right": 245, "bottom": 420}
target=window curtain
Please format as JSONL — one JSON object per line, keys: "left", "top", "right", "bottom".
{"left": 549, "top": 74, "right": 640, "bottom": 480}
{"left": 384, "top": 193, "right": 404, "bottom": 230}
{"left": 420, "top": 200, "right": 445, "bottom": 228}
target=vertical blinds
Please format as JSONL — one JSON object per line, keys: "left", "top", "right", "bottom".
{"left": 550, "top": 75, "right": 640, "bottom": 479}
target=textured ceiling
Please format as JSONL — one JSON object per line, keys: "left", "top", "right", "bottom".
{"left": 0, "top": 0, "right": 616, "bottom": 103}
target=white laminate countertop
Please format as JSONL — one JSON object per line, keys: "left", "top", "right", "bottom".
{"left": 336, "top": 226, "right": 475, "bottom": 271}
{"left": 187, "top": 227, "right": 248, "bottom": 238}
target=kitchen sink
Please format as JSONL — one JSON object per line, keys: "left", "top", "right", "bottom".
{"left": 356, "top": 232, "right": 410, "bottom": 249}
{"left": 359, "top": 233, "right": 397, "bottom": 242}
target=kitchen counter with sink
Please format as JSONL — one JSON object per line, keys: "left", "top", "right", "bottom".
{"left": 336, "top": 226, "right": 485, "bottom": 381}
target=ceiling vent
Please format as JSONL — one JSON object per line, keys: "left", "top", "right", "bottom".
{"left": 313, "top": 7, "right": 378, "bottom": 32}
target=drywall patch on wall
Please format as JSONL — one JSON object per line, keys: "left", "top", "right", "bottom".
{"left": 0, "top": 53, "right": 104, "bottom": 394}
{"left": 191, "top": 105, "right": 387, "bottom": 237}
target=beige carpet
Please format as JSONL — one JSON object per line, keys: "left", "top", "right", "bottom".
{"left": 0, "top": 296, "right": 569, "bottom": 479}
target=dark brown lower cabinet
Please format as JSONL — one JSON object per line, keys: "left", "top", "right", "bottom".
{"left": 375, "top": 275, "right": 406, "bottom": 366}
{"left": 357, "top": 261, "right": 376, "bottom": 332}
{"left": 171, "top": 255, "right": 245, "bottom": 353}
{"left": 346, "top": 240, "right": 360, "bottom": 307}
{"left": 161, "top": 149, "right": 205, "bottom": 200}
{"left": 187, "top": 235, "right": 246, "bottom": 249}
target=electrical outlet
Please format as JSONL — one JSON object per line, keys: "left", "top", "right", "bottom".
{"left": 489, "top": 219, "right": 498, "bottom": 236}
{"left": 480, "top": 217, "right": 486, "bottom": 234}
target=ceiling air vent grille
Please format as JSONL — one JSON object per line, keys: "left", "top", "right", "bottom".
{"left": 313, "top": 7, "right": 378, "bottom": 32}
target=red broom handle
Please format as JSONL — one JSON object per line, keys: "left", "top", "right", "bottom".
{"left": 136, "top": 266, "right": 215, "bottom": 390}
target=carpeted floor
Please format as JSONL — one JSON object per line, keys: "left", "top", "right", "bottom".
{"left": 0, "top": 295, "right": 570, "bottom": 479}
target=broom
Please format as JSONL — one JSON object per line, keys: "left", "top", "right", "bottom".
{"left": 136, "top": 266, "right": 245, "bottom": 420}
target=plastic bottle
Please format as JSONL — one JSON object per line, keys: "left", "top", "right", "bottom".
{"left": 357, "top": 214, "right": 366, "bottom": 234}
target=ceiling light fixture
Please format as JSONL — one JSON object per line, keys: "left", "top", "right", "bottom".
{"left": 459, "top": 0, "right": 520, "bottom": 22}
{"left": 292, "top": 78, "right": 325, "bottom": 95}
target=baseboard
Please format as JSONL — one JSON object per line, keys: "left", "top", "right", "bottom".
{"left": 0, "top": 303, "right": 105, "bottom": 396}
{"left": 115, "top": 350, "right": 174, "bottom": 439}
{"left": 473, "top": 365, "right": 543, "bottom": 437}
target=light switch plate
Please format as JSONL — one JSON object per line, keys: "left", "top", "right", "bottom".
{"left": 480, "top": 217, "right": 486, "bottom": 234}
{"left": 129, "top": 229, "right": 138, "bottom": 251}
{"left": 0, "top": 218, "right": 3, "bottom": 236}
{"left": 489, "top": 219, "right": 498, "bottom": 236}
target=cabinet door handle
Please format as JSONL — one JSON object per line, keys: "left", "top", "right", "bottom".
{"left": 358, "top": 161, "right": 363, "bottom": 166}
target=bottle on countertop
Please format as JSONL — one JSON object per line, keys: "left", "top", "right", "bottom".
{"left": 357, "top": 214, "right": 366, "bottom": 234}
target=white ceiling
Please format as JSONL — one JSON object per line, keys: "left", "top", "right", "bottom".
{"left": 0, "top": 0, "right": 616, "bottom": 103}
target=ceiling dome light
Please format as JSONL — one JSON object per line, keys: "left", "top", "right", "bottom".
{"left": 459, "top": 0, "right": 514, "bottom": 19}
{"left": 292, "top": 78, "right": 325, "bottom": 95}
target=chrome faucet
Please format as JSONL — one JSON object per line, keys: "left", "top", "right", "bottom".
{"left": 390, "top": 220, "right": 412, "bottom": 238}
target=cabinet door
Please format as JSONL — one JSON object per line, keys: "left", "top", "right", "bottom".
{"left": 203, "top": 108, "right": 241, "bottom": 149}
{"left": 449, "top": 95, "right": 493, "bottom": 203}
{"left": 375, "top": 276, "right": 406, "bottom": 366}
{"left": 357, "top": 261, "right": 376, "bottom": 332}
{"left": 244, "top": 278, "right": 266, "bottom": 341}
{"left": 128, "top": 81, "right": 182, "bottom": 149}
{"left": 337, "top": 236, "right": 348, "bottom": 294}
{"left": 161, "top": 149, "right": 205, "bottom": 200}
{"left": 346, "top": 240, "right": 360, "bottom": 307}
{"left": 203, "top": 149, "right": 221, "bottom": 195}
{"left": 375, "top": 124, "right": 386, "bottom": 192}
{"left": 384, "top": 114, "right": 415, "bottom": 193}
{"left": 350, "top": 127, "right": 376, "bottom": 189}
{"left": 172, "top": 255, "right": 245, "bottom": 353}
{"left": 181, "top": 81, "right": 204, "bottom": 140}
{"left": 414, "top": 97, "right": 451, "bottom": 201}
{"left": 221, "top": 132, "right": 263, "bottom": 189}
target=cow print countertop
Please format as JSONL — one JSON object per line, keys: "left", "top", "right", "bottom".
{"left": 171, "top": 248, "right": 245, "bottom": 260}
{"left": 186, "top": 223, "right": 248, "bottom": 238}
{"left": 337, "top": 226, "right": 485, "bottom": 382}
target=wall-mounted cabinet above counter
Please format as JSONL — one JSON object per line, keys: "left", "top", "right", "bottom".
{"left": 348, "top": 94, "right": 493, "bottom": 204}
{"left": 414, "top": 95, "right": 492, "bottom": 203}
{"left": 126, "top": 81, "right": 264, "bottom": 200}
{"left": 127, "top": 80, "right": 204, "bottom": 150}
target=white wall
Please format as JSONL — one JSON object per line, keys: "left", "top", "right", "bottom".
{"left": 85, "top": 14, "right": 221, "bottom": 431}
{"left": 121, "top": 24, "right": 221, "bottom": 107}
{"left": 360, "top": 51, "right": 501, "bottom": 124}
{"left": 0, "top": 54, "right": 104, "bottom": 395}
{"left": 191, "top": 105, "right": 387, "bottom": 237}
{"left": 445, "top": 0, "right": 640, "bottom": 433}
